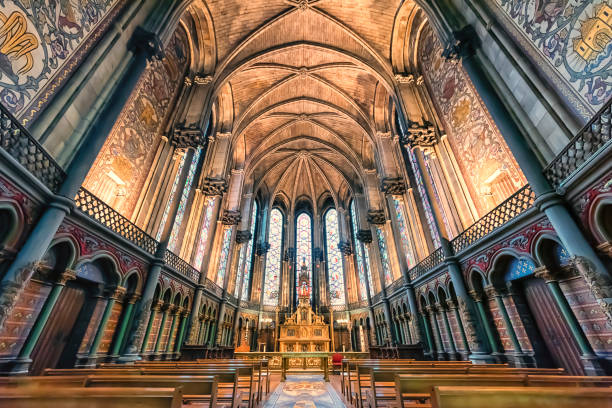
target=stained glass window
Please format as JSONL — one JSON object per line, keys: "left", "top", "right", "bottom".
{"left": 156, "top": 152, "right": 187, "bottom": 241}
{"left": 168, "top": 147, "right": 202, "bottom": 252}
{"left": 351, "top": 201, "right": 374, "bottom": 300}
{"left": 194, "top": 197, "right": 214, "bottom": 271}
{"left": 408, "top": 149, "right": 441, "bottom": 248}
{"left": 325, "top": 209, "right": 346, "bottom": 305}
{"left": 392, "top": 195, "right": 417, "bottom": 268}
{"left": 350, "top": 201, "right": 370, "bottom": 300}
{"left": 263, "top": 208, "right": 283, "bottom": 306}
{"left": 376, "top": 226, "right": 393, "bottom": 286}
{"left": 216, "top": 226, "right": 233, "bottom": 286}
{"left": 423, "top": 154, "right": 452, "bottom": 238}
{"left": 236, "top": 201, "right": 258, "bottom": 299}
{"left": 295, "top": 213, "right": 313, "bottom": 300}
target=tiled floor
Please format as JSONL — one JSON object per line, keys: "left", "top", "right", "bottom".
{"left": 264, "top": 375, "right": 346, "bottom": 408}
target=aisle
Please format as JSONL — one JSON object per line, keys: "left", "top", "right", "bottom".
{"left": 264, "top": 375, "right": 346, "bottom": 408}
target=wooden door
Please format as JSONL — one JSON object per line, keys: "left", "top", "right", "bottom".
{"left": 522, "top": 278, "right": 584, "bottom": 375}
{"left": 30, "top": 285, "right": 85, "bottom": 374}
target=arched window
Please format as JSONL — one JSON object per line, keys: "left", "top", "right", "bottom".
{"left": 235, "top": 201, "right": 258, "bottom": 299}
{"left": 193, "top": 197, "right": 214, "bottom": 271}
{"left": 263, "top": 208, "right": 283, "bottom": 306}
{"left": 392, "top": 195, "right": 417, "bottom": 268}
{"left": 350, "top": 200, "right": 374, "bottom": 299}
{"left": 295, "top": 212, "right": 313, "bottom": 300}
{"left": 216, "top": 226, "right": 233, "bottom": 286}
{"left": 375, "top": 226, "right": 393, "bottom": 286}
{"left": 156, "top": 152, "right": 187, "bottom": 241}
{"left": 407, "top": 149, "right": 441, "bottom": 248}
{"left": 167, "top": 147, "right": 202, "bottom": 251}
{"left": 325, "top": 208, "right": 346, "bottom": 305}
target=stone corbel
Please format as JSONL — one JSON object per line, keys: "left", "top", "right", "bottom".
{"left": 194, "top": 74, "right": 213, "bottom": 85}
{"left": 395, "top": 73, "right": 415, "bottom": 84}
{"left": 255, "top": 242, "right": 271, "bottom": 256}
{"left": 367, "top": 210, "right": 386, "bottom": 225}
{"left": 222, "top": 210, "right": 241, "bottom": 225}
{"left": 173, "top": 123, "right": 205, "bottom": 148}
{"left": 129, "top": 27, "right": 163, "bottom": 60}
{"left": 357, "top": 230, "right": 373, "bottom": 243}
{"left": 380, "top": 177, "right": 407, "bottom": 195}
{"left": 57, "top": 269, "right": 77, "bottom": 286}
{"left": 338, "top": 241, "right": 352, "bottom": 256}
{"left": 235, "top": 230, "right": 253, "bottom": 244}
{"left": 200, "top": 178, "right": 228, "bottom": 196}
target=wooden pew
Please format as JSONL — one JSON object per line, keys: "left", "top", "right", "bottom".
{"left": 84, "top": 375, "right": 224, "bottom": 408}
{"left": 526, "top": 375, "right": 612, "bottom": 387}
{"left": 0, "top": 387, "right": 182, "bottom": 408}
{"left": 44, "top": 368, "right": 143, "bottom": 376}
{"left": 430, "top": 386, "right": 612, "bottom": 408}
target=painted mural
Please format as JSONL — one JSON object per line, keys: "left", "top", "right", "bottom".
{"left": 83, "top": 26, "right": 189, "bottom": 217}
{"left": 0, "top": 0, "right": 126, "bottom": 125}
{"left": 493, "top": 1, "right": 612, "bottom": 119}
{"left": 419, "top": 27, "right": 526, "bottom": 215}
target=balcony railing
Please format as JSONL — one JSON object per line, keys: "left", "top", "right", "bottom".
{"left": 205, "top": 277, "right": 224, "bottom": 297}
{"left": 0, "top": 104, "right": 65, "bottom": 193}
{"left": 371, "top": 292, "right": 383, "bottom": 304}
{"left": 450, "top": 184, "right": 535, "bottom": 254}
{"left": 75, "top": 188, "right": 159, "bottom": 255}
{"left": 386, "top": 275, "right": 406, "bottom": 295}
{"left": 348, "top": 299, "right": 369, "bottom": 309}
{"left": 545, "top": 98, "right": 611, "bottom": 188}
{"left": 239, "top": 299, "right": 259, "bottom": 310}
{"left": 409, "top": 247, "right": 444, "bottom": 281}
{"left": 163, "top": 250, "right": 200, "bottom": 283}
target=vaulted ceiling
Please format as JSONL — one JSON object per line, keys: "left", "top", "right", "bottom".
{"left": 197, "top": 0, "right": 422, "bottom": 211}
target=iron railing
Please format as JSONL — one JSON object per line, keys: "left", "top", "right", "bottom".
{"left": 164, "top": 250, "right": 200, "bottom": 283}
{"left": 75, "top": 188, "right": 158, "bottom": 255}
{"left": 0, "top": 104, "right": 65, "bottom": 192}
{"left": 205, "top": 278, "right": 224, "bottom": 297}
{"left": 409, "top": 247, "right": 444, "bottom": 281}
{"left": 239, "top": 299, "right": 259, "bottom": 310}
{"left": 450, "top": 184, "right": 535, "bottom": 254}
{"left": 545, "top": 98, "right": 612, "bottom": 188}
{"left": 226, "top": 293, "right": 238, "bottom": 305}
{"left": 348, "top": 299, "right": 369, "bottom": 309}
{"left": 371, "top": 292, "right": 383, "bottom": 304}
{"left": 386, "top": 275, "right": 406, "bottom": 295}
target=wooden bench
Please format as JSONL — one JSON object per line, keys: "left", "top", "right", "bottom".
{"left": 0, "top": 386, "right": 182, "bottom": 408}
{"left": 430, "top": 386, "right": 612, "bottom": 408}
{"left": 84, "top": 375, "right": 225, "bottom": 408}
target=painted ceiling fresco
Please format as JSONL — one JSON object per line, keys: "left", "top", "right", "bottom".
{"left": 493, "top": 0, "right": 612, "bottom": 120}
{"left": 83, "top": 26, "right": 189, "bottom": 218}
{"left": 0, "top": 0, "right": 125, "bottom": 126}
{"left": 419, "top": 27, "right": 527, "bottom": 215}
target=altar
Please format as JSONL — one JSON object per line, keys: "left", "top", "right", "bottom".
{"left": 278, "top": 261, "right": 331, "bottom": 354}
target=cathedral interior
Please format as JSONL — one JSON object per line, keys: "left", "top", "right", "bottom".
{"left": 0, "top": 0, "right": 612, "bottom": 405}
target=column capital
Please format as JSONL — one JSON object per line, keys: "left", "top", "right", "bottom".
{"left": 129, "top": 27, "right": 163, "bottom": 60}
{"left": 152, "top": 300, "right": 164, "bottom": 312}
{"left": 57, "top": 269, "right": 77, "bottom": 285}
{"left": 235, "top": 230, "right": 252, "bottom": 243}
{"left": 357, "top": 230, "right": 373, "bottom": 243}
{"left": 468, "top": 289, "right": 482, "bottom": 302}
{"left": 367, "top": 210, "right": 386, "bottom": 225}
{"left": 255, "top": 242, "right": 270, "bottom": 255}
{"left": 534, "top": 266, "right": 556, "bottom": 283}
{"left": 200, "top": 178, "right": 228, "bottom": 196}
{"left": 446, "top": 298, "right": 457, "bottom": 310}
{"left": 441, "top": 26, "right": 478, "bottom": 61}
{"left": 400, "top": 120, "right": 437, "bottom": 148}
{"left": 128, "top": 293, "right": 141, "bottom": 304}
{"left": 222, "top": 210, "right": 241, "bottom": 225}
{"left": 380, "top": 177, "right": 407, "bottom": 195}
{"left": 110, "top": 286, "right": 127, "bottom": 301}
{"left": 194, "top": 74, "right": 213, "bottom": 85}
{"left": 173, "top": 123, "right": 205, "bottom": 148}
{"left": 338, "top": 241, "right": 352, "bottom": 256}
{"left": 484, "top": 285, "right": 498, "bottom": 299}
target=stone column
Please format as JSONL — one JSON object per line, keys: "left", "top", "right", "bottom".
{"left": 0, "top": 26, "right": 164, "bottom": 333}
{"left": 438, "top": 302, "right": 459, "bottom": 360}
{"left": 174, "top": 308, "right": 190, "bottom": 354}
{"left": 469, "top": 290, "right": 501, "bottom": 360}
{"left": 109, "top": 294, "right": 140, "bottom": 360}
{"left": 165, "top": 307, "right": 181, "bottom": 355}
{"left": 154, "top": 304, "right": 172, "bottom": 359}
{"left": 534, "top": 268, "right": 604, "bottom": 375}
{"left": 426, "top": 305, "right": 445, "bottom": 360}
{"left": 420, "top": 311, "right": 435, "bottom": 359}
{"left": 186, "top": 285, "right": 205, "bottom": 344}
{"left": 140, "top": 300, "right": 162, "bottom": 355}
{"left": 10, "top": 269, "right": 77, "bottom": 374}
{"left": 446, "top": 298, "right": 470, "bottom": 357}
{"left": 487, "top": 286, "right": 533, "bottom": 367}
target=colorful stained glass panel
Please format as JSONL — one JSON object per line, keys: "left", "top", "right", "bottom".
{"left": 325, "top": 209, "right": 346, "bottom": 305}
{"left": 194, "top": 197, "right": 214, "bottom": 271}
{"left": 350, "top": 201, "right": 374, "bottom": 299}
{"left": 156, "top": 152, "right": 187, "bottom": 241}
{"left": 216, "top": 226, "right": 233, "bottom": 286}
{"left": 263, "top": 208, "right": 283, "bottom": 306}
{"left": 168, "top": 147, "right": 202, "bottom": 252}
{"left": 236, "top": 202, "right": 258, "bottom": 299}
{"left": 376, "top": 226, "right": 393, "bottom": 286}
{"left": 295, "top": 213, "right": 313, "bottom": 300}
{"left": 408, "top": 149, "right": 441, "bottom": 248}
{"left": 392, "top": 196, "right": 417, "bottom": 268}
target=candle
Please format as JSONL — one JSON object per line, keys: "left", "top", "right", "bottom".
{"left": 343, "top": 345, "right": 345, "bottom": 352}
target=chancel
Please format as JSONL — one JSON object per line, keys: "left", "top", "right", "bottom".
{"left": 0, "top": 0, "right": 611, "bottom": 407}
